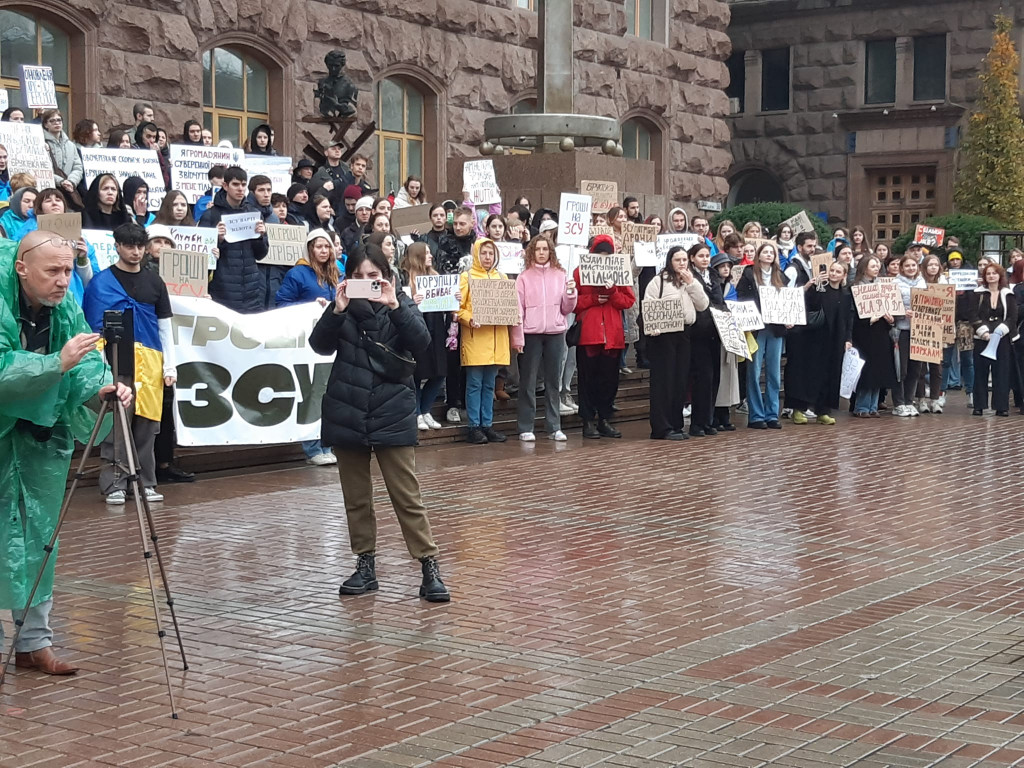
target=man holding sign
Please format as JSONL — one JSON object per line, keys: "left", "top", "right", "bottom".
{"left": 198, "top": 167, "right": 269, "bottom": 314}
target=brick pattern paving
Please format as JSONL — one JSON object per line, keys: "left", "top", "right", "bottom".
{"left": 2, "top": 404, "right": 1024, "bottom": 767}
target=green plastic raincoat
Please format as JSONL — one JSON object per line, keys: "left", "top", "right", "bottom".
{"left": 0, "top": 239, "right": 111, "bottom": 610}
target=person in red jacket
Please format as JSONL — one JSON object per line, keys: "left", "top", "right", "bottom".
{"left": 573, "top": 234, "right": 636, "bottom": 439}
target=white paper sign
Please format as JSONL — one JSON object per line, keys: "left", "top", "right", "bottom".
{"left": 415, "top": 274, "right": 461, "bottom": 313}
{"left": 711, "top": 307, "right": 751, "bottom": 360}
{"left": 656, "top": 233, "right": 701, "bottom": 263}
{"left": 244, "top": 155, "right": 292, "bottom": 195}
{"left": 949, "top": 269, "right": 978, "bottom": 291}
{"left": 558, "top": 192, "right": 592, "bottom": 247}
{"left": 169, "top": 226, "right": 219, "bottom": 270}
{"left": 557, "top": 244, "right": 587, "bottom": 279}
{"left": 81, "top": 147, "right": 166, "bottom": 210}
{"left": 83, "top": 229, "right": 118, "bottom": 270}
{"left": 496, "top": 242, "right": 525, "bottom": 274}
{"left": 758, "top": 286, "right": 806, "bottom": 326}
{"left": 0, "top": 89, "right": 8, "bottom": 112}
{"left": 169, "top": 145, "right": 242, "bottom": 204}
{"left": 0, "top": 122, "right": 55, "bottom": 189}
{"left": 222, "top": 211, "right": 262, "bottom": 243}
{"left": 632, "top": 241, "right": 659, "bottom": 268}
{"left": 463, "top": 159, "right": 500, "bottom": 205}
{"left": 725, "top": 300, "right": 765, "bottom": 331}
{"left": 19, "top": 65, "right": 57, "bottom": 109}
{"left": 840, "top": 347, "right": 865, "bottom": 399}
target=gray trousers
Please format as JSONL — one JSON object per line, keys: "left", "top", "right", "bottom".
{"left": 100, "top": 400, "right": 160, "bottom": 494}
{"left": 0, "top": 599, "right": 53, "bottom": 653}
{"left": 518, "top": 333, "right": 567, "bottom": 434}
{"left": 560, "top": 313, "right": 577, "bottom": 393}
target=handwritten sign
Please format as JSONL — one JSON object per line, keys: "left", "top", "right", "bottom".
{"left": 244, "top": 155, "right": 292, "bottom": 195}
{"left": 909, "top": 287, "right": 944, "bottom": 364}
{"left": 949, "top": 269, "right": 977, "bottom": 291}
{"left": 934, "top": 283, "right": 956, "bottom": 345}
{"left": 711, "top": 307, "right": 751, "bottom": 360}
{"left": 415, "top": 274, "right": 460, "bottom": 313}
{"left": 589, "top": 225, "right": 615, "bottom": 239}
{"left": 222, "top": 211, "right": 262, "bottom": 243}
{"left": 851, "top": 281, "right": 905, "bottom": 319}
{"left": 558, "top": 192, "right": 592, "bottom": 247}
{"left": 168, "top": 226, "right": 218, "bottom": 270}
{"left": 810, "top": 252, "right": 832, "bottom": 282}
{"left": 580, "top": 180, "right": 618, "bottom": 214}
{"left": 83, "top": 229, "right": 117, "bottom": 270}
{"left": 0, "top": 89, "right": 7, "bottom": 112}
{"left": 469, "top": 278, "right": 520, "bottom": 325}
{"left": 81, "top": 147, "right": 166, "bottom": 210}
{"left": 0, "top": 122, "right": 55, "bottom": 189}
{"left": 496, "top": 242, "right": 525, "bottom": 274}
{"left": 463, "top": 159, "right": 500, "bottom": 205}
{"left": 19, "top": 65, "right": 57, "bottom": 109}
{"left": 264, "top": 224, "right": 306, "bottom": 266}
{"left": 642, "top": 298, "right": 686, "bottom": 334}
{"left": 632, "top": 241, "right": 659, "bottom": 268}
{"left": 578, "top": 253, "right": 632, "bottom": 286}
{"left": 725, "top": 300, "right": 764, "bottom": 331}
{"left": 621, "top": 222, "right": 658, "bottom": 256}
{"left": 657, "top": 233, "right": 701, "bottom": 263}
{"left": 36, "top": 212, "right": 81, "bottom": 241}
{"left": 758, "top": 286, "right": 806, "bottom": 326}
{"left": 159, "top": 249, "right": 209, "bottom": 298}
{"left": 914, "top": 224, "right": 945, "bottom": 248}
{"left": 840, "top": 347, "right": 865, "bottom": 399}
{"left": 779, "top": 210, "right": 816, "bottom": 236}
{"left": 169, "top": 144, "right": 241, "bottom": 203}
{"left": 390, "top": 204, "right": 433, "bottom": 236}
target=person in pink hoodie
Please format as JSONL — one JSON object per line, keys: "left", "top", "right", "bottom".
{"left": 511, "top": 235, "right": 578, "bottom": 441}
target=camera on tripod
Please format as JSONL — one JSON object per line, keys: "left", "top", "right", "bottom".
{"left": 103, "top": 309, "right": 126, "bottom": 344}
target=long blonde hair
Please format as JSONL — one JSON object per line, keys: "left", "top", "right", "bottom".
{"left": 307, "top": 235, "right": 340, "bottom": 288}
{"left": 400, "top": 241, "right": 436, "bottom": 288}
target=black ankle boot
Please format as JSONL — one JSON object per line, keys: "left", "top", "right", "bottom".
{"left": 583, "top": 422, "right": 601, "bottom": 439}
{"left": 339, "top": 553, "right": 378, "bottom": 595}
{"left": 482, "top": 427, "right": 507, "bottom": 443}
{"left": 419, "top": 557, "right": 450, "bottom": 602}
{"left": 597, "top": 420, "right": 622, "bottom": 438}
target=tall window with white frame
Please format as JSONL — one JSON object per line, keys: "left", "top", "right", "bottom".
{"left": 377, "top": 77, "right": 424, "bottom": 197}
{"left": 516, "top": 0, "right": 535, "bottom": 9}
{"left": 621, "top": 118, "right": 651, "bottom": 161}
{"left": 202, "top": 47, "right": 270, "bottom": 148}
{"left": 625, "top": 0, "right": 652, "bottom": 40}
{"left": 0, "top": 10, "right": 71, "bottom": 118}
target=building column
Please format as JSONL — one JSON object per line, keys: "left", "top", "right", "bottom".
{"left": 895, "top": 36, "right": 913, "bottom": 107}
{"left": 744, "top": 50, "right": 761, "bottom": 114}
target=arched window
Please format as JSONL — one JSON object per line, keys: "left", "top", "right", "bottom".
{"left": 728, "top": 169, "right": 786, "bottom": 207}
{"left": 0, "top": 9, "right": 71, "bottom": 118}
{"left": 203, "top": 47, "right": 269, "bottom": 148}
{"left": 511, "top": 99, "right": 536, "bottom": 114}
{"left": 621, "top": 118, "right": 652, "bottom": 161}
{"left": 377, "top": 77, "right": 424, "bottom": 197}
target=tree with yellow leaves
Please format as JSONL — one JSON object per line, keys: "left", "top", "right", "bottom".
{"left": 954, "top": 15, "right": 1024, "bottom": 229}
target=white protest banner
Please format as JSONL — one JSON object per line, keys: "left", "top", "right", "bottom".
{"left": 36, "top": 212, "right": 81, "bottom": 241}
{"left": 839, "top": 347, "right": 865, "bottom": 400}
{"left": 19, "top": 65, "right": 57, "bottom": 109}
{"left": 83, "top": 229, "right": 118, "bottom": 270}
{"left": 914, "top": 224, "right": 945, "bottom": 248}
{"left": 169, "top": 297, "right": 335, "bottom": 446}
{"left": 949, "top": 269, "right": 978, "bottom": 291}
{"left": 496, "top": 242, "right": 525, "bottom": 274}
{"left": 578, "top": 253, "right": 632, "bottom": 286}
{"left": 558, "top": 192, "right": 592, "bottom": 247}
{"left": 725, "top": 300, "right": 764, "bottom": 331}
{"left": 169, "top": 145, "right": 241, "bottom": 203}
{"left": 656, "top": 233, "right": 701, "bottom": 263}
{"left": 580, "top": 180, "right": 618, "bottom": 214}
{"left": 463, "top": 159, "right": 500, "bottom": 205}
{"left": 711, "top": 307, "right": 751, "bottom": 360}
{"left": 0, "top": 89, "right": 8, "bottom": 112}
{"left": 469, "top": 278, "right": 520, "bottom": 325}
{"left": 159, "top": 250, "right": 209, "bottom": 298}
{"left": 80, "top": 147, "right": 165, "bottom": 210}
{"left": 642, "top": 298, "right": 686, "bottom": 334}
{"left": 758, "top": 286, "right": 806, "bottom": 326}
{"left": 621, "top": 221, "right": 658, "bottom": 256}
{"left": 909, "top": 287, "right": 944, "bottom": 364}
{"left": 780, "top": 210, "right": 815, "bottom": 236}
{"left": 416, "top": 274, "right": 460, "bottom": 313}
{"left": 556, "top": 244, "right": 587, "bottom": 279}
{"left": 222, "top": 211, "right": 262, "bottom": 243}
{"left": 0, "top": 122, "right": 55, "bottom": 189}
{"left": 632, "top": 241, "right": 659, "bottom": 268}
{"left": 264, "top": 224, "right": 306, "bottom": 266}
{"left": 850, "top": 281, "right": 905, "bottom": 319}
{"left": 169, "top": 226, "right": 219, "bottom": 270}
{"left": 244, "top": 155, "right": 292, "bottom": 195}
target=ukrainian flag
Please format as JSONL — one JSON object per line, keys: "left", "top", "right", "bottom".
{"left": 81, "top": 270, "right": 164, "bottom": 422}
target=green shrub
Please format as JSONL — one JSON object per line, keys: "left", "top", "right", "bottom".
{"left": 890, "top": 213, "right": 1010, "bottom": 258}
{"left": 710, "top": 203, "right": 832, "bottom": 244}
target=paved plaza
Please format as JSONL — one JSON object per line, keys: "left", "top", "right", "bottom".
{"left": 2, "top": 407, "right": 1024, "bottom": 768}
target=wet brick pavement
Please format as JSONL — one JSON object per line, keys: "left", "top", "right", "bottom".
{"left": 2, "top": 401, "right": 1024, "bottom": 767}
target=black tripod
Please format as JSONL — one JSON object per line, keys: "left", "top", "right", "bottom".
{"left": 0, "top": 323, "right": 188, "bottom": 718}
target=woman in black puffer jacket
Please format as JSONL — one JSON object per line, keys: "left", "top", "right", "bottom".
{"left": 309, "top": 243, "right": 450, "bottom": 603}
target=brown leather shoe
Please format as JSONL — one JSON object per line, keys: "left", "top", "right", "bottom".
{"left": 15, "top": 647, "right": 79, "bottom": 675}
{"left": 494, "top": 376, "right": 511, "bottom": 402}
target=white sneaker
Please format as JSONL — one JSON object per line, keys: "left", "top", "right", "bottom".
{"left": 424, "top": 414, "right": 443, "bottom": 429}
{"left": 908, "top": 405, "right": 920, "bottom": 416}
{"left": 931, "top": 400, "right": 943, "bottom": 413}
{"left": 566, "top": 395, "right": 579, "bottom": 413}
{"left": 321, "top": 451, "right": 337, "bottom": 465}
{"left": 918, "top": 399, "right": 931, "bottom": 413}
{"left": 519, "top": 432, "right": 536, "bottom": 442}
{"left": 106, "top": 490, "right": 126, "bottom": 506}
{"left": 736, "top": 401, "right": 748, "bottom": 414}
{"left": 781, "top": 408, "right": 793, "bottom": 419}
{"left": 893, "top": 405, "right": 909, "bottom": 417}
{"left": 143, "top": 487, "right": 164, "bottom": 503}
{"left": 307, "top": 453, "right": 335, "bottom": 466}
{"left": 966, "top": 393, "right": 973, "bottom": 408}
{"left": 558, "top": 402, "right": 575, "bottom": 416}
{"left": 805, "top": 408, "right": 817, "bottom": 419}
{"left": 683, "top": 405, "right": 692, "bottom": 418}
{"left": 936, "top": 394, "right": 946, "bottom": 408}
{"left": 446, "top": 407, "right": 461, "bottom": 424}
{"left": 549, "top": 430, "right": 567, "bottom": 441}
{"left": 417, "top": 414, "right": 429, "bottom": 431}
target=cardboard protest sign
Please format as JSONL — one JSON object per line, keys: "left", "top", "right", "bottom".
{"left": 620, "top": 222, "right": 657, "bottom": 256}
{"left": 758, "top": 286, "right": 806, "bottom": 326}
{"left": 725, "top": 300, "right": 764, "bottom": 331}
{"left": 469, "top": 278, "right": 520, "bottom": 325}
{"left": 83, "top": 229, "right": 117, "bottom": 270}
{"left": 578, "top": 253, "right": 632, "bottom": 286}
{"left": 222, "top": 211, "right": 262, "bottom": 243}
{"left": 463, "top": 159, "right": 500, "bottom": 205}
{"left": 780, "top": 210, "right": 815, "bottom": 236}
{"left": 19, "top": 65, "right": 57, "bottom": 109}
{"left": 496, "top": 242, "right": 525, "bottom": 274}
{"left": 914, "top": 224, "right": 945, "bottom": 248}
{"left": 558, "top": 193, "right": 592, "bottom": 247}
{"left": 80, "top": 147, "right": 166, "bottom": 210}
{"left": 169, "top": 226, "right": 218, "bottom": 270}
{"left": 159, "top": 249, "right": 210, "bottom": 298}
{"left": 415, "top": 274, "right": 460, "bottom": 313}
{"left": 642, "top": 298, "right": 686, "bottom": 334}
{"left": 909, "top": 287, "right": 944, "bottom": 364}
{"left": 0, "top": 122, "right": 55, "bottom": 189}
{"left": 580, "top": 180, "right": 618, "bottom": 214}
{"left": 744, "top": 237, "right": 775, "bottom": 252}
{"left": 390, "top": 204, "right": 433, "bottom": 236}
{"left": 244, "top": 155, "right": 292, "bottom": 195}
{"left": 589, "top": 225, "right": 614, "bottom": 239}
{"left": 36, "top": 212, "right": 81, "bottom": 241}
{"left": 948, "top": 269, "right": 977, "bottom": 291}
{"left": 169, "top": 145, "right": 241, "bottom": 203}
{"left": 711, "top": 307, "right": 751, "bottom": 360}
{"left": 656, "top": 233, "right": 701, "bottom": 263}
{"left": 810, "top": 252, "right": 832, "bottom": 282}
{"left": 262, "top": 224, "right": 306, "bottom": 266}
{"left": 632, "top": 241, "right": 659, "bottom": 268}
{"left": 851, "top": 281, "right": 905, "bottom": 319}
{"left": 934, "top": 283, "right": 956, "bottom": 345}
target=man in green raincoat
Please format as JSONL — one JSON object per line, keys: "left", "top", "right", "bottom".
{"left": 0, "top": 231, "right": 132, "bottom": 676}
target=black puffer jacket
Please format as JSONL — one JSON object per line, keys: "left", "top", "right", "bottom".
{"left": 199, "top": 189, "right": 270, "bottom": 314}
{"left": 309, "top": 295, "right": 431, "bottom": 448}
{"left": 436, "top": 231, "right": 476, "bottom": 274}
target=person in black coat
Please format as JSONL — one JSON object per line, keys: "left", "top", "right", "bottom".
{"left": 972, "top": 264, "right": 1018, "bottom": 416}
{"left": 850, "top": 256, "right": 897, "bottom": 417}
{"left": 814, "top": 261, "right": 854, "bottom": 421}
{"left": 198, "top": 167, "right": 270, "bottom": 314}
{"left": 309, "top": 243, "right": 450, "bottom": 603}
{"left": 688, "top": 244, "right": 725, "bottom": 436}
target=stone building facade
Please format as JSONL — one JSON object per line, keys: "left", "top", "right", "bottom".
{"left": 725, "top": 0, "right": 1024, "bottom": 243}
{"left": 0, "top": 0, "right": 734, "bottom": 211}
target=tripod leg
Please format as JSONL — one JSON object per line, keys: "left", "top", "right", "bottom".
{"left": 115, "top": 400, "right": 179, "bottom": 719}
{"left": 0, "top": 398, "right": 111, "bottom": 688}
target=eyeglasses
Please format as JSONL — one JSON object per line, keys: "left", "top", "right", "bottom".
{"left": 20, "top": 237, "right": 78, "bottom": 256}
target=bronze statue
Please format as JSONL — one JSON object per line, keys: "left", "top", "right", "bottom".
{"left": 315, "top": 50, "right": 358, "bottom": 119}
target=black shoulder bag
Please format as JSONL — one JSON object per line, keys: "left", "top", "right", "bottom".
{"left": 359, "top": 328, "right": 416, "bottom": 382}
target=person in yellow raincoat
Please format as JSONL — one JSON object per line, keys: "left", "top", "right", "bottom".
{"left": 0, "top": 232, "right": 130, "bottom": 676}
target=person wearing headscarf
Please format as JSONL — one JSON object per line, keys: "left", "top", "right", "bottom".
{"left": 248, "top": 124, "right": 277, "bottom": 156}
{"left": 121, "top": 176, "right": 155, "bottom": 227}
{"left": 182, "top": 120, "right": 203, "bottom": 146}
{"left": 82, "top": 174, "right": 132, "bottom": 231}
